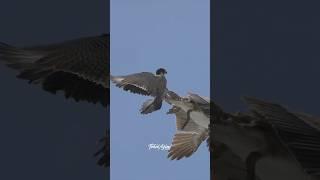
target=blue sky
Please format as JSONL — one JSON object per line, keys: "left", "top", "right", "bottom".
{"left": 111, "top": 1, "right": 209, "bottom": 180}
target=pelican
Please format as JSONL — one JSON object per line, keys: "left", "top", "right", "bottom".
{"left": 164, "top": 91, "right": 210, "bottom": 159}
{"left": 111, "top": 68, "right": 168, "bottom": 114}
{"left": 166, "top": 105, "right": 208, "bottom": 160}
{"left": 166, "top": 105, "right": 249, "bottom": 179}
{"left": 165, "top": 91, "right": 249, "bottom": 179}
{"left": 0, "top": 34, "right": 110, "bottom": 167}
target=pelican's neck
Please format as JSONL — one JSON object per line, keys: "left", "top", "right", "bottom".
{"left": 177, "top": 103, "right": 192, "bottom": 113}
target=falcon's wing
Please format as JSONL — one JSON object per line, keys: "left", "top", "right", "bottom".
{"left": 111, "top": 72, "right": 165, "bottom": 97}
{"left": 0, "top": 34, "right": 109, "bottom": 106}
{"left": 167, "top": 106, "right": 208, "bottom": 160}
{"left": 243, "top": 97, "right": 320, "bottom": 175}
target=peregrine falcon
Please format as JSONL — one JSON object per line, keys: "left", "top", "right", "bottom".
{"left": 111, "top": 68, "right": 168, "bottom": 114}
{"left": 165, "top": 91, "right": 252, "bottom": 180}
{"left": 164, "top": 91, "right": 210, "bottom": 160}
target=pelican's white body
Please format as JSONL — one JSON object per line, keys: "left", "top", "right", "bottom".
{"left": 172, "top": 99, "right": 210, "bottom": 129}
{"left": 190, "top": 111, "right": 209, "bottom": 129}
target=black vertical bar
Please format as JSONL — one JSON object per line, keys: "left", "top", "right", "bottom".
{"left": 210, "top": 0, "right": 223, "bottom": 179}
{"left": 210, "top": 0, "right": 216, "bottom": 179}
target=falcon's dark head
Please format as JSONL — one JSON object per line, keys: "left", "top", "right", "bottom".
{"left": 156, "top": 68, "right": 167, "bottom": 75}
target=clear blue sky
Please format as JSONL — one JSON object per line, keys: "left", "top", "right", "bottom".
{"left": 111, "top": 1, "right": 210, "bottom": 180}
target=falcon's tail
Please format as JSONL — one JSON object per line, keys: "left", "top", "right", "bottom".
{"left": 140, "top": 97, "right": 162, "bottom": 114}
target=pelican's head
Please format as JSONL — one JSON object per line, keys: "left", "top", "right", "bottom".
{"left": 166, "top": 94, "right": 194, "bottom": 112}
{"left": 166, "top": 106, "right": 181, "bottom": 114}
{"left": 165, "top": 91, "right": 190, "bottom": 108}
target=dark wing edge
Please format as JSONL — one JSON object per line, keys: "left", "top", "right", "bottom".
{"left": 243, "top": 96, "right": 320, "bottom": 176}
{"left": 43, "top": 71, "right": 109, "bottom": 107}
{"left": 0, "top": 34, "right": 109, "bottom": 107}
{"left": 94, "top": 129, "right": 110, "bottom": 167}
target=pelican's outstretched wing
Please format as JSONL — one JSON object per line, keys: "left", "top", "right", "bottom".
{"left": 168, "top": 130, "right": 207, "bottom": 160}
{"left": 167, "top": 106, "right": 208, "bottom": 160}
{"left": 243, "top": 97, "right": 320, "bottom": 175}
{"left": 0, "top": 34, "right": 109, "bottom": 106}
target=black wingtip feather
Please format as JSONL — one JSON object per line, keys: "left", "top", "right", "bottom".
{"left": 94, "top": 130, "right": 109, "bottom": 167}
{"left": 42, "top": 71, "right": 109, "bottom": 107}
